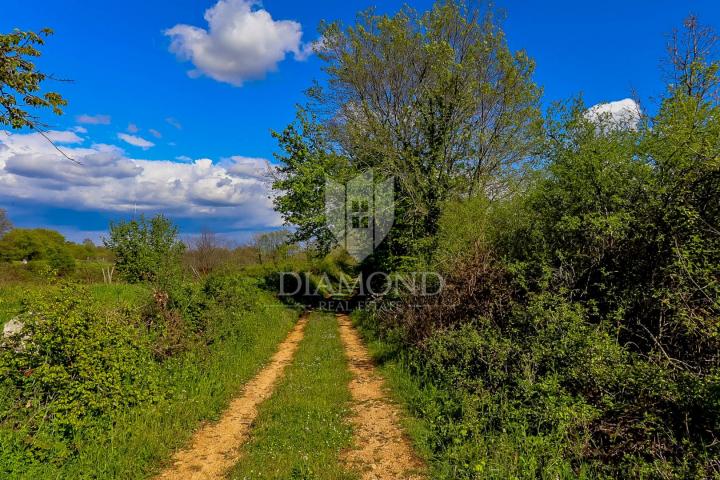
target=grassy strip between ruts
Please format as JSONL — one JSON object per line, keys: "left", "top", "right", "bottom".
{"left": 3, "top": 288, "right": 299, "bottom": 479}
{"left": 227, "top": 312, "right": 356, "bottom": 480}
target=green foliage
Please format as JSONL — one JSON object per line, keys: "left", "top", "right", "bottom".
{"left": 0, "top": 274, "right": 300, "bottom": 478}
{"left": 46, "top": 244, "right": 76, "bottom": 275}
{"left": 0, "top": 285, "right": 159, "bottom": 454}
{"left": 104, "top": 214, "right": 185, "bottom": 283}
{"left": 359, "top": 17, "right": 720, "bottom": 479}
{"left": 0, "top": 209, "right": 11, "bottom": 238}
{"left": 273, "top": 0, "right": 542, "bottom": 267}
{"left": 272, "top": 108, "right": 355, "bottom": 253}
{"left": 0, "top": 28, "right": 67, "bottom": 130}
{"left": 0, "top": 228, "right": 66, "bottom": 261}
{"left": 0, "top": 229, "right": 77, "bottom": 276}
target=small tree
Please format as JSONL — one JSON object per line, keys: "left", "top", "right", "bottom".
{"left": 104, "top": 214, "right": 185, "bottom": 283}
{"left": 0, "top": 208, "right": 12, "bottom": 238}
{"left": 253, "top": 230, "right": 290, "bottom": 264}
{"left": 186, "top": 229, "right": 230, "bottom": 276}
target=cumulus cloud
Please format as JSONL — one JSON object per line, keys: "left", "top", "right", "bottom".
{"left": 127, "top": 123, "right": 140, "bottom": 133}
{"left": 117, "top": 133, "right": 155, "bottom": 149}
{"left": 149, "top": 128, "right": 162, "bottom": 138}
{"left": 0, "top": 129, "right": 279, "bottom": 229}
{"left": 586, "top": 98, "right": 641, "bottom": 129}
{"left": 222, "top": 155, "right": 269, "bottom": 179}
{"left": 165, "top": 0, "right": 317, "bottom": 86}
{"left": 0, "top": 133, "right": 141, "bottom": 188}
{"left": 76, "top": 114, "right": 111, "bottom": 125}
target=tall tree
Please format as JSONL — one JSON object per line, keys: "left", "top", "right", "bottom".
{"left": 665, "top": 15, "right": 719, "bottom": 102}
{"left": 273, "top": 1, "right": 542, "bottom": 266}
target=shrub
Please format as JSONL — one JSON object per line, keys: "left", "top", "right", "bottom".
{"left": 47, "top": 245, "right": 76, "bottom": 276}
{"left": 0, "top": 284, "right": 160, "bottom": 441}
{"left": 104, "top": 214, "right": 185, "bottom": 283}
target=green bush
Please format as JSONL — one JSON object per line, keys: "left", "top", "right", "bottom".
{"left": 47, "top": 245, "right": 76, "bottom": 276}
{"left": 0, "top": 284, "right": 160, "bottom": 444}
{"left": 363, "top": 77, "right": 720, "bottom": 477}
{"left": 104, "top": 214, "right": 185, "bottom": 283}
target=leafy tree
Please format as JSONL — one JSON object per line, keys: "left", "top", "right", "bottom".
{"left": 363, "top": 14, "right": 720, "bottom": 479}
{"left": 253, "top": 229, "right": 291, "bottom": 264}
{"left": 272, "top": 110, "right": 354, "bottom": 254}
{"left": 104, "top": 214, "right": 185, "bottom": 283}
{"left": 0, "top": 208, "right": 11, "bottom": 237}
{"left": 0, "top": 228, "right": 67, "bottom": 262}
{"left": 273, "top": 0, "right": 542, "bottom": 265}
{"left": 0, "top": 28, "right": 67, "bottom": 130}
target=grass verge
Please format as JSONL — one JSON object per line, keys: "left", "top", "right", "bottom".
{"left": 227, "top": 312, "right": 355, "bottom": 480}
{"left": 0, "top": 284, "right": 299, "bottom": 479}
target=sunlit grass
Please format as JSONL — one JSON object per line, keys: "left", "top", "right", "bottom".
{"left": 228, "top": 312, "right": 356, "bottom": 480}
{"left": 0, "top": 282, "right": 300, "bottom": 479}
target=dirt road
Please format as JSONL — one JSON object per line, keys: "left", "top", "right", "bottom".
{"left": 155, "top": 315, "right": 308, "bottom": 480}
{"left": 337, "top": 314, "right": 426, "bottom": 480}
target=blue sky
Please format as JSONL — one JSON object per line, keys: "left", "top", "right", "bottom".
{"left": 0, "top": 0, "right": 718, "bottom": 243}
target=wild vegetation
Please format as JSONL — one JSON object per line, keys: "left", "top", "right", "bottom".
{"left": 272, "top": 4, "right": 720, "bottom": 479}
{"left": 0, "top": 212, "right": 306, "bottom": 478}
{"left": 1, "top": 1, "right": 718, "bottom": 479}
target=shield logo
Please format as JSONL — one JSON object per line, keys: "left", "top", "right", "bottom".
{"left": 325, "top": 171, "right": 394, "bottom": 262}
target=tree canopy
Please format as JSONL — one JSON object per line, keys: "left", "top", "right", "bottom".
{"left": 0, "top": 28, "right": 67, "bottom": 131}
{"left": 272, "top": 0, "right": 542, "bottom": 268}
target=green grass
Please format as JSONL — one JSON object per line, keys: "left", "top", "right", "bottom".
{"left": 1, "top": 284, "right": 300, "bottom": 479}
{"left": 227, "top": 312, "right": 356, "bottom": 480}
{"left": 0, "top": 284, "right": 26, "bottom": 325}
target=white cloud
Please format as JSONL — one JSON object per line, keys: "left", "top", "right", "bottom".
{"left": 222, "top": 155, "right": 269, "bottom": 179}
{"left": 175, "top": 155, "right": 193, "bottom": 162}
{"left": 117, "top": 133, "right": 155, "bottom": 149}
{"left": 149, "top": 128, "right": 162, "bottom": 138}
{"left": 166, "top": 117, "right": 182, "bottom": 130}
{"left": 127, "top": 123, "right": 140, "bottom": 133}
{"left": 76, "top": 114, "right": 111, "bottom": 125}
{"left": 586, "top": 98, "right": 641, "bottom": 129}
{"left": 165, "top": 0, "right": 316, "bottom": 86}
{"left": 0, "top": 129, "right": 279, "bottom": 229}
{"left": 72, "top": 126, "right": 88, "bottom": 134}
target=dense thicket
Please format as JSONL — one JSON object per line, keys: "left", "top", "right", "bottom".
{"left": 349, "top": 12, "right": 720, "bottom": 480}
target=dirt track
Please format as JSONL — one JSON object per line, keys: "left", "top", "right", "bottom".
{"left": 337, "top": 314, "right": 426, "bottom": 480}
{"left": 155, "top": 312, "right": 425, "bottom": 479}
{"left": 155, "top": 315, "right": 308, "bottom": 480}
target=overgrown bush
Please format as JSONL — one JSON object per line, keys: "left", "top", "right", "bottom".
{"left": 104, "top": 214, "right": 185, "bottom": 283}
{"left": 0, "top": 285, "right": 160, "bottom": 449}
{"left": 361, "top": 30, "right": 720, "bottom": 478}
